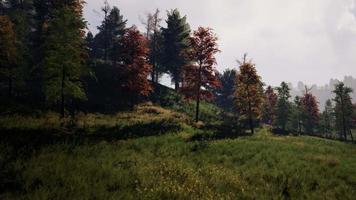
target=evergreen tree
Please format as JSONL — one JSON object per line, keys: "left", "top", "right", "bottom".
{"left": 320, "top": 99, "right": 334, "bottom": 138}
{"left": 234, "top": 54, "right": 264, "bottom": 134}
{"left": 215, "top": 69, "right": 237, "bottom": 111}
{"left": 161, "top": 9, "right": 190, "bottom": 90}
{"left": 181, "top": 27, "right": 220, "bottom": 122}
{"left": 289, "top": 96, "right": 303, "bottom": 134}
{"left": 0, "top": 15, "right": 18, "bottom": 97}
{"left": 85, "top": 31, "right": 94, "bottom": 58}
{"left": 261, "top": 86, "right": 278, "bottom": 125}
{"left": 333, "top": 82, "right": 354, "bottom": 141}
{"left": 95, "top": 4, "right": 127, "bottom": 62}
{"left": 41, "top": 6, "right": 87, "bottom": 117}
{"left": 301, "top": 87, "right": 319, "bottom": 134}
{"left": 275, "top": 82, "right": 291, "bottom": 131}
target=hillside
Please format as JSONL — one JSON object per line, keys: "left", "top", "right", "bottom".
{"left": 1, "top": 104, "right": 356, "bottom": 200}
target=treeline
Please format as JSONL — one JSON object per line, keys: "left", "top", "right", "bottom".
{"left": 0, "top": 0, "right": 221, "bottom": 120}
{"left": 216, "top": 65, "right": 356, "bottom": 141}
{"left": 0, "top": 1, "right": 355, "bottom": 139}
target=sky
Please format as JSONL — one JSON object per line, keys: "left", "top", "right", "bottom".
{"left": 84, "top": 0, "right": 356, "bottom": 87}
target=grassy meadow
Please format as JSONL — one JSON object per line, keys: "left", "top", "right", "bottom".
{"left": 1, "top": 104, "right": 356, "bottom": 199}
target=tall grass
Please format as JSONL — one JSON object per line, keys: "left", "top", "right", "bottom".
{"left": 1, "top": 104, "right": 356, "bottom": 199}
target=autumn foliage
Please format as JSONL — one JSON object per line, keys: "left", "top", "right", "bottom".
{"left": 262, "top": 86, "right": 278, "bottom": 125}
{"left": 234, "top": 55, "right": 264, "bottom": 134}
{"left": 301, "top": 87, "right": 319, "bottom": 133}
{"left": 118, "top": 26, "right": 152, "bottom": 96}
{"left": 181, "top": 27, "right": 220, "bottom": 122}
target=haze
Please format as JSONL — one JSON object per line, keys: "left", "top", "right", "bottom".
{"left": 84, "top": 0, "right": 356, "bottom": 87}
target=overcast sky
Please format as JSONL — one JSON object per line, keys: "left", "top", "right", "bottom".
{"left": 84, "top": 0, "right": 356, "bottom": 87}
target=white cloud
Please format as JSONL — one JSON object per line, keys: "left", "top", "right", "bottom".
{"left": 84, "top": 0, "right": 356, "bottom": 86}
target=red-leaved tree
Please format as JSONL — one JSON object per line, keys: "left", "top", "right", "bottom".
{"left": 118, "top": 26, "right": 152, "bottom": 98}
{"left": 301, "top": 87, "right": 319, "bottom": 134}
{"left": 181, "top": 27, "right": 220, "bottom": 122}
{"left": 262, "top": 86, "right": 278, "bottom": 125}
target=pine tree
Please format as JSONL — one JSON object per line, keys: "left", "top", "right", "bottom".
{"left": 289, "top": 96, "right": 303, "bottom": 134}
{"left": 215, "top": 69, "right": 237, "bottom": 111}
{"left": 320, "top": 99, "right": 334, "bottom": 138}
{"left": 118, "top": 26, "right": 152, "bottom": 98}
{"left": 261, "top": 86, "right": 278, "bottom": 125}
{"left": 0, "top": 15, "right": 18, "bottom": 97}
{"left": 275, "top": 82, "right": 291, "bottom": 131}
{"left": 6, "top": 0, "right": 34, "bottom": 97}
{"left": 333, "top": 82, "right": 354, "bottom": 141}
{"left": 181, "top": 27, "right": 220, "bottom": 122}
{"left": 95, "top": 4, "right": 127, "bottom": 62}
{"left": 234, "top": 54, "right": 264, "bottom": 134}
{"left": 41, "top": 6, "right": 87, "bottom": 117}
{"left": 301, "top": 87, "right": 319, "bottom": 134}
{"left": 161, "top": 9, "right": 190, "bottom": 90}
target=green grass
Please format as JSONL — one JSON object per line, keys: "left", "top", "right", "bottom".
{"left": 1, "top": 105, "right": 356, "bottom": 199}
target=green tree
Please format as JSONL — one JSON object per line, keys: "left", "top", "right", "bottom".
{"left": 275, "top": 82, "right": 291, "bottom": 131}
{"left": 216, "top": 69, "right": 237, "bottom": 111}
{"left": 320, "top": 99, "right": 334, "bottom": 138}
{"left": 161, "top": 9, "right": 190, "bottom": 90}
{"left": 234, "top": 54, "right": 264, "bottom": 134}
{"left": 333, "top": 82, "right": 354, "bottom": 141}
{"left": 0, "top": 15, "right": 18, "bottom": 97}
{"left": 290, "top": 96, "right": 303, "bottom": 134}
{"left": 41, "top": 7, "right": 87, "bottom": 117}
{"left": 95, "top": 3, "right": 127, "bottom": 62}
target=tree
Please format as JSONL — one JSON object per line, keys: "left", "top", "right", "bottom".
{"left": 95, "top": 3, "right": 127, "bottom": 62}
{"left": 333, "top": 82, "right": 354, "bottom": 141}
{"left": 301, "top": 87, "right": 319, "bottom": 134}
{"left": 320, "top": 99, "right": 334, "bottom": 138}
{"left": 215, "top": 68, "right": 237, "bottom": 111}
{"left": 41, "top": 6, "right": 87, "bottom": 118}
{"left": 118, "top": 26, "right": 152, "bottom": 98}
{"left": 161, "top": 9, "right": 190, "bottom": 90}
{"left": 234, "top": 54, "right": 264, "bottom": 134}
{"left": 141, "top": 9, "right": 164, "bottom": 84}
{"left": 289, "top": 96, "right": 303, "bottom": 134}
{"left": 0, "top": 15, "right": 18, "bottom": 97}
{"left": 261, "top": 86, "right": 278, "bottom": 125}
{"left": 275, "top": 82, "right": 291, "bottom": 131}
{"left": 181, "top": 27, "right": 220, "bottom": 122}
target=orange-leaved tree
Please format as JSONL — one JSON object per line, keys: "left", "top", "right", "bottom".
{"left": 118, "top": 26, "right": 152, "bottom": 98}
{"left": 181, "top": 27, "right": 220, "bottom": 122}
{"left": 234, "top": 54, "right": 264, "bottom": 134}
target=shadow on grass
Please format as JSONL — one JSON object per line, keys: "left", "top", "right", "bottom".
{"left": 0, "top": 120, "right": 183, "bottom": 194}
{"left": 188, "top": 122, "right": 251, "bottom": 142}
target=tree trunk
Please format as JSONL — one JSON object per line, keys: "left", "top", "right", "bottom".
{"left": 249, "top": 116, "right": 254, "bottom": 134}
{"left": 61, "top": 66, "right": 65, "bottom": 118}
{"left": 195, "top": 63, "right": 202, "bottom": 123}
{"left": 349, "top": 130, "right": 354, "bottom": 142}
{"left": 174, "top": 79, "right": 179, "bottom": 91}
{"left": 8, "top": 75, "right": 12, "bottom": 97}
{"left": 341, "top": 98, "right": 347, "bottom": 141}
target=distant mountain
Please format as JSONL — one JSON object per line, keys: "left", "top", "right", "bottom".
{"left": 286, "top": 76, "right": 356, "bottom": 110}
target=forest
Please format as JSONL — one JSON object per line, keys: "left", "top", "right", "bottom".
{"left": 1, "top": 0, "right": 356, "bottom": 199}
